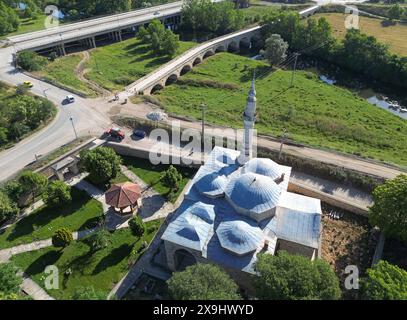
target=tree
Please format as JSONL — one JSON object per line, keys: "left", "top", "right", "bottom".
{"left": 361, "top": 260, "right": 407, "bottom": 300}
{"left": 79, "top": 147, "right": 122, "bottom": 184}
{"left": 16, "top": 50, "right": 47, "bottom": 72}
{"left": 128, "top": 215, "right": 145, "bottom": 237}
{"left": 369, "top": 174, "right": 407, "bottom": 242}
{"left": 0, "top": 2, "right": 19, "bottom": 35}
{"left": 254, "top": 251, "right": 341, "bottom": 300}
{"left": 137, "top": 26, "right": 150, "bottom": 43}
{"left": 18, "top": 171, "right": 48, "bottom": 203}
{"left": 0, "top": 191, "right": 19, "bottom": 223}
{"left": 42, "top": 180, "right": 72, "bottom": 207}
{"left": 52, "top": 228, "right": 73, "bottom": 249}
{"left": 72, "top": 286, "right": 106, "bottom": 300}
{"left": 388, "top": 4, "right": 403, "bottom": 20}
{"left": 0, "top": 262, "right": 22, "bottom": 295}
{"left": 87, "top": 229, "right": 111, "bottom": 252}
{"left": 167, "top": 263, "right": 241, "bottom": 300}
{"left": 162, "top": 29, "right": 180, "bottom": 57}
{"left": 161, "top": 165, "right": 182, "bottom": 192}
{"left": 260, "top": 34, "right": 289, "bottom": 66}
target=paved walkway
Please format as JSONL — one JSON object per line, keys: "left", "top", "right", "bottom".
{"left": 20, "top": 272, "right": 54, "bottom": 300}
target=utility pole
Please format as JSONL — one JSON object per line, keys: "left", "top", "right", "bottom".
{"left": 69, "top": 116, "right": 78, "bottom": 140}
{"left": 290, "top": 53, "right": 300, "bottom": 87}
{"left": 201, "top": 103, "right": 206, "bottom": 152}
{"left": 278, "top": 128, "right": 287, "bottom": 160}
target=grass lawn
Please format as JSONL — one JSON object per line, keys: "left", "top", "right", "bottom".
{"left": 153, "top": 52, "right": 407, "bottom": 167}
{"left": 240, "top": 4, "right": 278, "bottom": 20}
{"left": 121, "top": 156, "right": 196, "bottom": 201}
{"left": 1, "top": 15, "right": 47, "bottom": 39}
{"left": 0, "top": 188, "right": 103, "bottom": 249}
{"left": 11, "top": 220, "right": 163, "bottom": 300}
{"left": 312, "top": 13, "right": 407, "bottom": 57}
{"left": 84, "top": 38, "right": 196, "bottom": 92}
{"left": 35, "top": 53, "right": 97, "bottom": 97}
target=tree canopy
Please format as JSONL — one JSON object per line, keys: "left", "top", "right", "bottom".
{"left": 260, "top": 34, "right": 288, "bottom": 66}
{"left": 369, "top": 174, "right": 407, "bottom": 242}
{"left": 79, "top": 147, "right": 122, "bottom": 184}
{"left": 0, "top": 262, "right": 22, "bottom": 295}
{"left": 361, "top": 260, "right": 407, "bottom": 300}
{"left": 18, "top": 171, "right": 48, "bottom": 201}
{"left": 167, "top": 263, "right": 241, "bottom": 300}
{"left": 161, "top": 165, "right": 182, "bottom": 192}
{"left": 42, "top": 180, "right": 72, "bottom": 207}
{"left": 254, "top": 251, "right": 341, "bottom": 300}
{"left": 52, "top": 227, "right": 73, "bottom": 248}
{"left": 0, "top": 190, "right": 19, "bottom": 223}
{"left": 128, "top": 215, "right": 145, "bottom": 238}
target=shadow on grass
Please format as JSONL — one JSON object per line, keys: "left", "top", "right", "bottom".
{"left": 239, "top": 65, "right": 273, "bottom": 82}
{"left": 92, "top": 243, "right": 133, "bottom": 275}
{"left": 6, "top": 189, "right": 90, "bottom": 242}
{"left": 25, "top": 250, "right": 63, "bottom": 276}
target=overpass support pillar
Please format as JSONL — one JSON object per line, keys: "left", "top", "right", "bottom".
{"left": 59, "top": 43, "right": 66, "bottom": 56}
{"left": 92, "top": 37, "right": 96, "bottom": 48}
{"left": 117, "top": 30, "right": 122, "bottom": 42}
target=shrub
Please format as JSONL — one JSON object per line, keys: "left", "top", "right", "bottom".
{"left": 17, "top": 50, "right": 47, "bottom": 72}
{"left": 42, "top": 180, "right": 72, "bottom": 207}
{"left": 0, "top": 262, "right": 22, "bottom": 295}
{"left": 0, "top": 191, "right": 19, "bottom": 223}
{"left": 52, "top": 228, "right": 73, "bottom": 248}
{"left": 128, "top": 215, "right": 145, "bottom": 237}
{"left": 167, "top": 263, "right": 241, "bottom": 300}
{"left": 361, "top": 260, "right": 407, "bottom": 300}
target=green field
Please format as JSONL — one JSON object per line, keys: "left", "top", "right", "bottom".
{"left": 84, "top": 38, "right": 196, "bottom": 92}
{"left": 121, "top": 156, "right": 196, "bottom": 201}
{"left": 153, "top": 52, "right": 407, "bottom": 166}
{"left": 0, "top": 15, "right": 47, "bottom": 39}
{"left": 36, "top": 54, "right": 97, "bottom": 97}
{"left": 11, "top": 220, "right": 162, "bottom": 300}
{"left": 0, "top": 188, "right": 103, "bottom": 249}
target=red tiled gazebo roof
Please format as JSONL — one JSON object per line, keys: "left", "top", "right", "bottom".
{"left": 105, "top": 182, "right": 141, "bottom": 209}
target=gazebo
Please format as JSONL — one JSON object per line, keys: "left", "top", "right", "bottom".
{"left": 105, "top": 182, "right": 142, "bottom": 216}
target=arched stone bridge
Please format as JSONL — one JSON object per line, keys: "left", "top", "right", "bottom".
{"left": 126, "top": 25, "right": 261, "bottom": 95}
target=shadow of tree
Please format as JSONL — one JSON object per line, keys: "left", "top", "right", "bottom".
{"left": 92, "top": 243, "right": 133, "bottom": 275}
{"left": 25, "top": 250, "right": 63, "bottom": 276}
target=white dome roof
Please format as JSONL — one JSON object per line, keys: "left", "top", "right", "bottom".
{"left": 242, "top": 158, "right": 283, "bottom": 180}
{"left": 225, "top": 172, "right": 281, "bottom": 215}
{"left": 195, "top": 173, "right": 228, "bottom": 198}
{"left": 185, "top": 202, "right": 215, "bottom": 224}
{"left": 216, "top": 220, "right": 263, "bottom": 256}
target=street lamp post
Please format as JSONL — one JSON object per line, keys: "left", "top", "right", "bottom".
{"left": 200, "top": 103, "right": 206, "bottom": 152}
{"left": 278, "top": 128, "right": 287, "bottom": 160}
{"left": 69, "top": 116, "right": 78, "bottom": 140}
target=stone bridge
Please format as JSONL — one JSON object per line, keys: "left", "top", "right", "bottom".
{"left": 126, "top": 25, "right": 261, "bottom": 95}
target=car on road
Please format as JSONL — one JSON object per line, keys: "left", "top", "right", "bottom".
{"left": 22, "top": 81, "right": 33, "bottom": 88}
{"left": 105, "top": 127, "right": 125, "bottom": 140}
{"left": 64, "top": 95, "right": 75, "bottom": 104}
{"left": 153, "top": 11, "right": 160, "bottom": 15}
{"left": 132, "top": 129, "right": 146, "bottom": 139}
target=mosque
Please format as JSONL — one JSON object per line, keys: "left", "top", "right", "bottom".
{"left": 160, "top": 77, "right": 322, "bottom": 288}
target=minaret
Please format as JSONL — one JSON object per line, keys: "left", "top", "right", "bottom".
{"left": 239, "top": 73, "right": 257, "bottom": 165}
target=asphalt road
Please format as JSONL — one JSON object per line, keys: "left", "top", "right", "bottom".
{"left": 0, "top": 47, "right": 110, "bottom": 182}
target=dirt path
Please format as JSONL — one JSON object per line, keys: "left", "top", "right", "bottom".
{"left": 75, "top": 51, "right": 111, "bottom": 96}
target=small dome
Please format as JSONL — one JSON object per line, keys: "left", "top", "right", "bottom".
{"left": 216, "top": 153, "right": 235, "bottom": 165}
{"left": 176, "top": 225, "right": 200, "bottom": 242}
{"left": 225, "top": 172, "right": 281, "bottom": 215}
{"left": 216, "top": 220, "right": 263, "bottom": 256}
{"left": 195, "top": 173, "right": 228, "bottom": 198}
{"left": 186, "top": 202, "right": 215, "bottom": 224}
{"left": 242, "top": 158, "right": 283, "bottom": 180}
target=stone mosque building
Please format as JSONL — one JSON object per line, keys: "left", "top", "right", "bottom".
{"left": 160, "top": 77, "right": 322, "bottom": 287}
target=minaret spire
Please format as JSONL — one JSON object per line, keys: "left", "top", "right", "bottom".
{"left": 239, "top": 70, "right": 257, "bottom": 165}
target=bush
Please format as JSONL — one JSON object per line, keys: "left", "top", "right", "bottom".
{"left": 128, "top": 215, "right": 145, "bottom": 237}
{"left": 0, "top": 191, "right": 19, "bottom": 223}
{"left": 0, "top": 262, "right": 22, "bottom": 295}
{"left": 18, "top": 171, "right": 48, "bottom": 202}
{"left": 87, "top": 229, "right": 111, "bottom": 252}
{"left": 167, "top": 263, "right": 241, "bottom": 300}
{"left": 42, "top": 180, "right": 72, "bottom": 207}
{"left": 369, "top": 174, "right": 407, "bottom": 243}
{"left": 361, "top": 260, "right": 407, "bottom": 300}
{"left": 17, "top": 51, "right": 47, "bottom": 72}
{"left": 52, "top": 228, "right": 73, "bottom": 248}
{"left": 254, "top": 251, "right": 341, "bottom": 300}
{"left": 161, "top": 165, "right": 182, "bottom": 192}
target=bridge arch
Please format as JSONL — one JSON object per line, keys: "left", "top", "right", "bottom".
{"left": 239, "top": 37, "right": 251, "bottom": 50}
{"left": 192, "top": 57, "right": 202, "bottom": 66}
{"left": 165, "top": 73, "right": 178, "bottom": 86}
{"left": 227, "top": 41, "right": 239, "bottom": 52}
{"left": 203, "top": 50, "right": 214, "bottom": 59}
{"left": 150, "top": 83, "right": 164, "bottom": 94}
{"left": 180, "top": 64, "right": 192, "bottom": 75}
{"left": 215, "top": 45, "right": 226, "bottom": 53}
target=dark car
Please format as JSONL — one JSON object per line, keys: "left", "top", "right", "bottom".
{"left": 133, "top": 129, "right": 146, "bottom": 139}
{"left": 105, "top": 127, "right": 125, "bottom": 140}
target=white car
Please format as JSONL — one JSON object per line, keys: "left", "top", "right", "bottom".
{"left": 65, "top": 95, "right": 75, "bottom": 104}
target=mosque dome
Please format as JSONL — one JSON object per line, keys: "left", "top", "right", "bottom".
{"left": 242, "top": 158, "right": 283, "bottom": 180}
{"left": 216, "top": 220, "right": 263, "bottom": 256}
{"left": 195, "top": 173, "right": 228, "bottom": 198}
{"left": 186, "top": 202, "right": 216, "bottom": 224}
{"left": 225, "top": 172, "right": 281, "bottom": 218}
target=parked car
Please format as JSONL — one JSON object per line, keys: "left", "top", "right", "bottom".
{"left": 133, "top": 129, "right": 146, "bottom": 139}
{"left": 22, "top": 81, "right": 33, "bottom": 88}
{"left": 64, "top": 95, "right": 75, "bottom": 104}
{"left": 153, "top": 11, "right": 160, "bottom": 15}
{"left": 106, "top": 127, "right": 125, "bottom": 140}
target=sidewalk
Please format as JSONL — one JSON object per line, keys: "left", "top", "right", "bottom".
{"left": 20, "top": 272, "right": 54, "bottom": 300}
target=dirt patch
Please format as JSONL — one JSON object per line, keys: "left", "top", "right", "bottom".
{"left": 321, "top": 204, "right": 378, "bottom": 299}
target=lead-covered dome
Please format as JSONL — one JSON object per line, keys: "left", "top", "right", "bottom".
{"left": 185, "top": 202, "right": 215, "bottom": 224}
{"left": 242, "top": 158, "right": 283, "bottom": 180}
{"left": 195, "top": 173, "right": 228, "bottom": 198}
{"left": 216, "top": 220, "right": 263, "bottom": 256}
{"left": 225, "top": 172, "right": 282, "bottom": 221}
